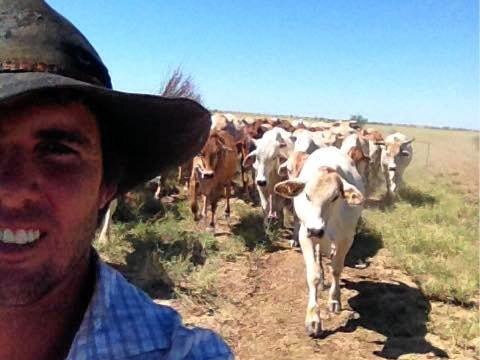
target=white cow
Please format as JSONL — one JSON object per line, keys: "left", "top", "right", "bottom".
{"left": 97, "top": 198, "right": 118, "bottom": 245}
{"left": 274, "top": 147, "right": 365, "bottom": 337}
{"left": 292, "top": 129, "right": 321, "bottom": 154}
{"left": 243, "top": 127, "right": 294, "bottom": 225}
{"left": 340, "top": 133, "right": 370, "bottom": 190}
{"left": 381, "top": 132, "right": 414, "bottom": 197}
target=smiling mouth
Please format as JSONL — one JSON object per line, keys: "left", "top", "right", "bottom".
{"left": 0, "top": 229, "right": 42, "bottom": 245}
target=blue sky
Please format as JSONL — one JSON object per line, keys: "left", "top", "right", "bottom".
{"left": 47, "top": 0, "right": 478, "bottom": 130}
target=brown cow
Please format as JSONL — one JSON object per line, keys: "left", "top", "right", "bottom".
{"left": 189, "top": 130, "right": 238, "bottom": 230}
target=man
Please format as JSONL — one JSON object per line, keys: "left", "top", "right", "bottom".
{"left": 0, "top": 0, "right": 233, "bottom": 359}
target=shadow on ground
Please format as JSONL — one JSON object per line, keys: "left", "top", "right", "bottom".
{"left": 365, "top": 185, "right": 436, "bottom": 211}
{"left": 325, "top": 280, "right": 448, "bottom": 359}
{"left": 398, "top": 186, "right": 436, "bottom": 207}
{"left": 110, "top": 227, "right": 207, "bottom": 299}
{"left": 364, "top": 196, "right": 395, "bottom": 211}
{"left": 231, "top": 211, "right": 283, "bottom": 252}
{"left": 346, "top": 219, "right": 383, "bottom": 268}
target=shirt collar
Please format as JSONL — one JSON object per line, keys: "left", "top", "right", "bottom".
{"left": 67, "top": 253, "right": 174, "bottom": 359}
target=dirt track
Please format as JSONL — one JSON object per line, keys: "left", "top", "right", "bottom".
{"left": 155, "top": 200, "right": 478, "bottom": 360}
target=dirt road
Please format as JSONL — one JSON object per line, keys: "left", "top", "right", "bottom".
{"left": 154, "top": 200, "right": 477, "bottom": 359}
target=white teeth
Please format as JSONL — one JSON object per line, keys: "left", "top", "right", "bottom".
{"left": 15, "top": 230, "right": 28, "bottom": 245}
{"left": 3, "top": 229, "right": 14, "bottom": 243}
{"left": 0, "top": 228, "right": 41, "bottom": 245}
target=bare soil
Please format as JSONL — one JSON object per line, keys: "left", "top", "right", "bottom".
{"left": 154, "top": 199, "right": 478, "bottom": 360}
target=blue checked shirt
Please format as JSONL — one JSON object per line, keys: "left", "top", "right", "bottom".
{"left": 66, "top": 259, "right": 233, "bottom": 360}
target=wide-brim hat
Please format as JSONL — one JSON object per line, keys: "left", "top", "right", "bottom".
{"left": 0, "top": 0, "right": 211, "bottom": 193}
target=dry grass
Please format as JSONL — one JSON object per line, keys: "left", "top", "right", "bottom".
{"left": 358, "top": 124, "right": 479, "bottom": 349}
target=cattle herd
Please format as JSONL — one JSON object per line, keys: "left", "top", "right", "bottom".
{"left": 100, "top": 112, "right": 415, "bottom": 338}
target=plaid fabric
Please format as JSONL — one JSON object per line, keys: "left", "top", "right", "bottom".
{"left": 66, "top": 259, "right": 233, "bottom": 360}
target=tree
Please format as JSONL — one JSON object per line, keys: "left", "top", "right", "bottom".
{"left": 350, "top": 114, "right": 368, "bottom": 126}
{"left": 159, "top": 67, "right": 202, "bottom": 104}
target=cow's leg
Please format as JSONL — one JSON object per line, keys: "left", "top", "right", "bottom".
{"left": 258, "top": 187, "right": 269, "bottom": 218}
{"left": 189, "top": 182, "right": 200, "bottom": 221}
{"left": 224, "top": 184, "right": 231, "bottom": 220}
{"left": 201, "top": 195, "right": 208, "bottom": 221}
{"left": 275, "top": 197, "right": 285, "bottom": 228}
{"left": 208, "top": 199, "right": 217, "bottom": 231}
{"left": 383, "top": 167, "right": 392, "bottom": 199}
{"left": 315, "top": 243, "right": 325, "bottom": 291}
{"left": 299, "top": 224, "right": 322, "bottom": 337}
{"left": 240, "top": 157, "right": 248, "bottom": 194}
{"left": 267, "top": 193, "right": 276, "bottom": 219}
{"left": 328, "top": 238, "right": 352, "bottom": 313}
{"left": 291, "top": 215, "right": 300, "bottom": 248}
{"left": 177, "top": 165, "right": 182, "bottom": 183}
{"left": 98, "top": 199, "right": 118, "bottom": 245}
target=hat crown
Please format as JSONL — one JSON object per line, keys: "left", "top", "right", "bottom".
{"left": 0, "top": 0, "right": 112, "bottom": 88}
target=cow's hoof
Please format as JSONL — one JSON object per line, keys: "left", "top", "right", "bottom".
{"left": 289, "top": 239, "right": 300, "bottom": 248}
{"left": 305, "top": 321, "right": 322, "bottom": 338}
{"left": 328, "top": 300, "right": 341, "bottom": 313}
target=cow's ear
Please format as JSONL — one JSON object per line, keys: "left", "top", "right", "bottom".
{"left": 342, "top": 185, "right": 364, "bottom": 206}
{"left": 274, "top": 180, "right": 305, "bottom": 198}
{"left": 243, "top": 151, "right": 256, "bottom": 168}
{"left": 402, "top": 137, "right": 415, "bottom": 145}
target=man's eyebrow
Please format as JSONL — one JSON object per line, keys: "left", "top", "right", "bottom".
{"left": 35, "top": 128, "right": 92, "bottom": 147}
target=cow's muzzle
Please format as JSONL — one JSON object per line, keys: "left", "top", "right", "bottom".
{"left": 201, "top": 172, "right": 214, "bottom": 179}
{"left": 307, "top": 227, "right": 324, "bottom": 238}
{"left": 256, "top": 180, "right": 267, "bottom": 187}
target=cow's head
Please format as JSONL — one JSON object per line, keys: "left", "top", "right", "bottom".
{"left": 274, "top": 167, "right": 364, "bottom": 238}
{"left": 382, "top": 137, "right": 414, "bottom": 171}
{"left": 194, "top": 132, "right": 234, "bottom": 180}
{"left": 278, "top": 151, "right": 309, "bottom": 179}
{"left": 243, "top": 130, "right": 293, "bottom": 187}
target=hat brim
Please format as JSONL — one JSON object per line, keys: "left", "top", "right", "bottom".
{"left": 0, "top": 72, "right": 211, "bottom": 193}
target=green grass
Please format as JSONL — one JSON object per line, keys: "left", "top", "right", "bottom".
{"left": 95, "top": 199, "right": 221, "bottom": 298}
{"left": 95, "top": 197, "right": 248, "bottom": 302}
{"left": 364, "top": 175, "right": 478, "bottom": 306}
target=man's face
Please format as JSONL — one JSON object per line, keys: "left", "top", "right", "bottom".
{"left": 0, "top": 101, "right": 114, "bottom": 306}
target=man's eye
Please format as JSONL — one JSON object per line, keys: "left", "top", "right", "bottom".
{"left": 37, "top": 142, "right": 77, "bottom": 156}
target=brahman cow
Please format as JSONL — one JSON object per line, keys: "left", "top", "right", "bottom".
{"left": 381, "top": 132, "right": 414, "bottom": 198}
{"left": 274, "top": 147, "right": 365, "bottom": 337}
{"left": 243, "top": 127, "right": 294, "bottom": 225}
{"left": 189, "top": 130, "right": 237, "bottom": 230}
